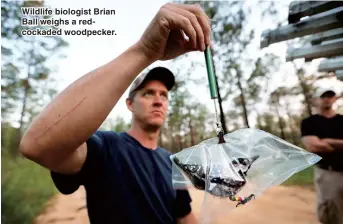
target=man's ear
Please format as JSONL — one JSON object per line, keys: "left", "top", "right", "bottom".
{"left": 126, "top": 98, "right": 133, "bottom": 112}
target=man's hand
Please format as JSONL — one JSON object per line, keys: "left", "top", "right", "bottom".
{"left": 137, "top": 3, "right": 211, "bottom": 61}
{"left": 301, "top": 136, "right": 334, "bottom": 154}
{"left": 322, "top": 138, "right": 343, "bottom": 150}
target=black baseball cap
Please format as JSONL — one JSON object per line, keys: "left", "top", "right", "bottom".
{"left": 315, "top": 87, "right": 336, "bottom": 98}
{"left": 128, "top": 67, "right": 175, "bottom": 98}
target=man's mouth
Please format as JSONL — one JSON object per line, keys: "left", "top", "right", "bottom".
{"left": 151, "top": 110, "right": 163, "bottom": 116}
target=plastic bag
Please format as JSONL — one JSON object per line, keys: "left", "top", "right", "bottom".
{"left": 170, "top": 128, "right": 321, "bottom": 223}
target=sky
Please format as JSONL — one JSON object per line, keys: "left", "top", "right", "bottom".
{"left": 12, "top": 0, "right": 343, "bottom": 128}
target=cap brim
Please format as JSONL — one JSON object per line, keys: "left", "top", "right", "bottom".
{"left": 128, "top": 67, "right": 175, "bottom": 98}
{"left": 319, "top": 90, "right": 336, "bottom": 97}
{"left": 141, "top": 67, "right": 175, "bottom": 91}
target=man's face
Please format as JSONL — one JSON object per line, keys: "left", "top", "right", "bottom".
{"left": 317, "top": 91, "right": 337, "bottom": 110}
{"left": 126, "top": 80, "right": 169, "bottom": 130}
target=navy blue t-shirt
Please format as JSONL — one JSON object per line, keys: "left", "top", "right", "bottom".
{"left": 50, "top": 131, "right": 192, "bottom": 224}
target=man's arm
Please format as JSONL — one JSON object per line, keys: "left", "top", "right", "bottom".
{"left": 322, "top": 138, "right": 343, "bottom": 151}
{"left": 19, "top": 3, "right": 211, "bottom": 174}
{"left": 20, "top": 43, "right": 153, "bottom": 174}
{"left": 177, "top": 212, "right": 198, "bottom": 224}
{"left": 174, "top": 188, "right": 197, "bottom": 224}
{"left": 301, "top": 136, "right": 334, "bottom": 154}
{"left": 300, "top": 118, "right": 334, "bottom": 154}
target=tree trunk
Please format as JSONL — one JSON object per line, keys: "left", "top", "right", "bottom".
{"left": 178, "top": 126, "right": 183, "bottom": 151}
{"left": 256, "top": 110, "right": 263, "bottom": 129}
{"left": 293, "top": 63, "right": 312, "bottom": 116}
{"left": 158, "top": 127, "right": 164, "bottom": 148}
{"left": 19, "top": 74, "right": 30, "bottom": 135}
{"left": 299, "top": 77, "right": 313, "bottom": 116}
{"left": 274, "top": 96, "right": 286, "bottom": 140}
{"left": 211, "top": 48, "right": 228, "bottom": 134}
{"left": 170, "top": 130, "right": 177, "bottom": 153}
{"left": 19, "top": 40, "right": 34, "bottom": 135}
{"left": 236, "top": 70, "right": 250, "bottom": 128}
{"left": 188, "top": 118, "right": 196, "bottom": 146}
{"left": 285, "top": 103, "right": 297, "bottom": 145}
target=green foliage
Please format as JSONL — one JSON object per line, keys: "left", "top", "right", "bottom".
{"left": 283, "top": 166, "right": 314, "bottom": 186}
{"left": 1, "top": 0, "right": 68, "bottom": 132}
{"left": 290, "top": 63, "right": 317, "bottom": 116}
{"left": 101, "top": 116, "right": 131, "bottom": 133}
{"left": 1, "top": 152, "right": 57, "bottom": 224}
{"left": 257, "top": 112, "right": 278, "bottom": 134}
{"left": 1, "top": 1, "right": 67, "bottom": 221}
{"left": 1, "top": 122, "right": 21, "bottom": 156}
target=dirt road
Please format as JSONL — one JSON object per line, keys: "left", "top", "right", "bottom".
{"left": 33, "top": 185, "right": 320, "bottom": 224}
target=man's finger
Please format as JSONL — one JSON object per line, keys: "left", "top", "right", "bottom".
{"left": 172, "top": 30, "right": 197, "bottom": 54}
{"left": 161, "top": 7, "right": 197, "bottom": 49}
{"left": 167, "top": 3, "right": 211, "bottom": 46}
{"left": 164, "top": 4, "right": 205, "bottom": 51}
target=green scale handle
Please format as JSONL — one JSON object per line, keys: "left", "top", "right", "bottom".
{"left": 204, "top": 46, "right": 218, "bottom": 99}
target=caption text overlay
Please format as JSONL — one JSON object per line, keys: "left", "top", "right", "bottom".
{"left": 21, "top": 7, "right": 116, "bottom": 37}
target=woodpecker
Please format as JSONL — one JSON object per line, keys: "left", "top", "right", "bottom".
{"left": 172, "top": 154, "right": 259, "bottom": 207}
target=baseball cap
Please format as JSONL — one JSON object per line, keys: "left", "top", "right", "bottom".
{"left": 128, "top": 67, "right": 175, "bottom": 98}
{"left": 314, "top": 87, "right": 336, "bottom": 98}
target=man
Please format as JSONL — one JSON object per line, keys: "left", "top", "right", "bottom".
{"left": 19, "top": 3, "right": 211, "bottom": 223}
{"left": 300, "top": 87, "right": 343, "bottom": 224}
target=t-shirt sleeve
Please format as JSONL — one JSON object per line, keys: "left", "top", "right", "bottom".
{"left": 50, "top": 131, "right": 109, "bottom": 195}
{"left": 300, "top": 118, "right": 315, "bottom": 137}
{"left": 174, "top": 189, "right": 192, "bottom": 218}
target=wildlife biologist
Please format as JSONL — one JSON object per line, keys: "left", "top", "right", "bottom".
{"left": 20, "top": 3, "right": 211, "bottom": 224}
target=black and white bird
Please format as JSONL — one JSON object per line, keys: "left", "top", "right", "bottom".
{"left": 172, "top": 154, "right": 259, "bottom": 207}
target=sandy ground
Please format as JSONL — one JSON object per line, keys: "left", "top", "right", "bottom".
{"left": 33, "top": 185, "right": 320, "bottom": 224}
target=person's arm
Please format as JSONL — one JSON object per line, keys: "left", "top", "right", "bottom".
{"left": 174, "top": 188, "right": 197, "bottom": 223}
{"left": 177, "top": 212, "right": 198, "bottom": 224}
{"left": 322, "top": 138, "right": 343, "bottom": 151}
{"left": 20, "top": 43, "right": 152, "bottom": 174}
{"left": 300, "top": 118, "right": 334, "bottom": 154}
{"left": 19, "top": 3, "right": 211, "bottom": 174}
{"left": 301, "top": 136, "right": 334, "bottom": 154}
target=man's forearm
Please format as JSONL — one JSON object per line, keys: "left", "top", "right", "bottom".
{"left": 309, "top": 143, "right": 334, "bottom": 154}
{"left": 323, "top": 138, "right": 343, "bottom": 151}
{"left": 301, "top": 136, "right": 334, "bottom": 154}
{"left": 20, "top": 42, "right": 154, "bottom": 159}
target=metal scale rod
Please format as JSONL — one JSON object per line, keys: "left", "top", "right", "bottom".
{"left": 204, "top": 44, "right": 225, "bottom": 143}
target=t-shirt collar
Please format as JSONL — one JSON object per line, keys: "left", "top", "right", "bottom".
{"left": 121, "top": 132, "right": 160, "bottom": 151}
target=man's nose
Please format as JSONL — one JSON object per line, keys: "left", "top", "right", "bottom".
{"left": 152, "top": 96, "right": 163, "bottom": 107}
{"left": 153, "top": 101, "right": 162, "bottom": 107}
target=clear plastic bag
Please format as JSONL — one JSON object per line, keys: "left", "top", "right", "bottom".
{"left": 170, "top": 128, "right": 321, "bottom": 223}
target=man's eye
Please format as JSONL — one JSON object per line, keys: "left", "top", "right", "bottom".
{"left": 144, "top": 92, "right": 153, "bottom": 96}
{"left": 161, "top": 94, "right": 168, "bottom": 100}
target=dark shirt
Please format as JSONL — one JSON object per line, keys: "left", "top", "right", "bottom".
{"left": 50, "top": 131, "right": 192, "bottom": 224}
{"left": 300, "top": 114, "right": 343, "bottom": 169}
